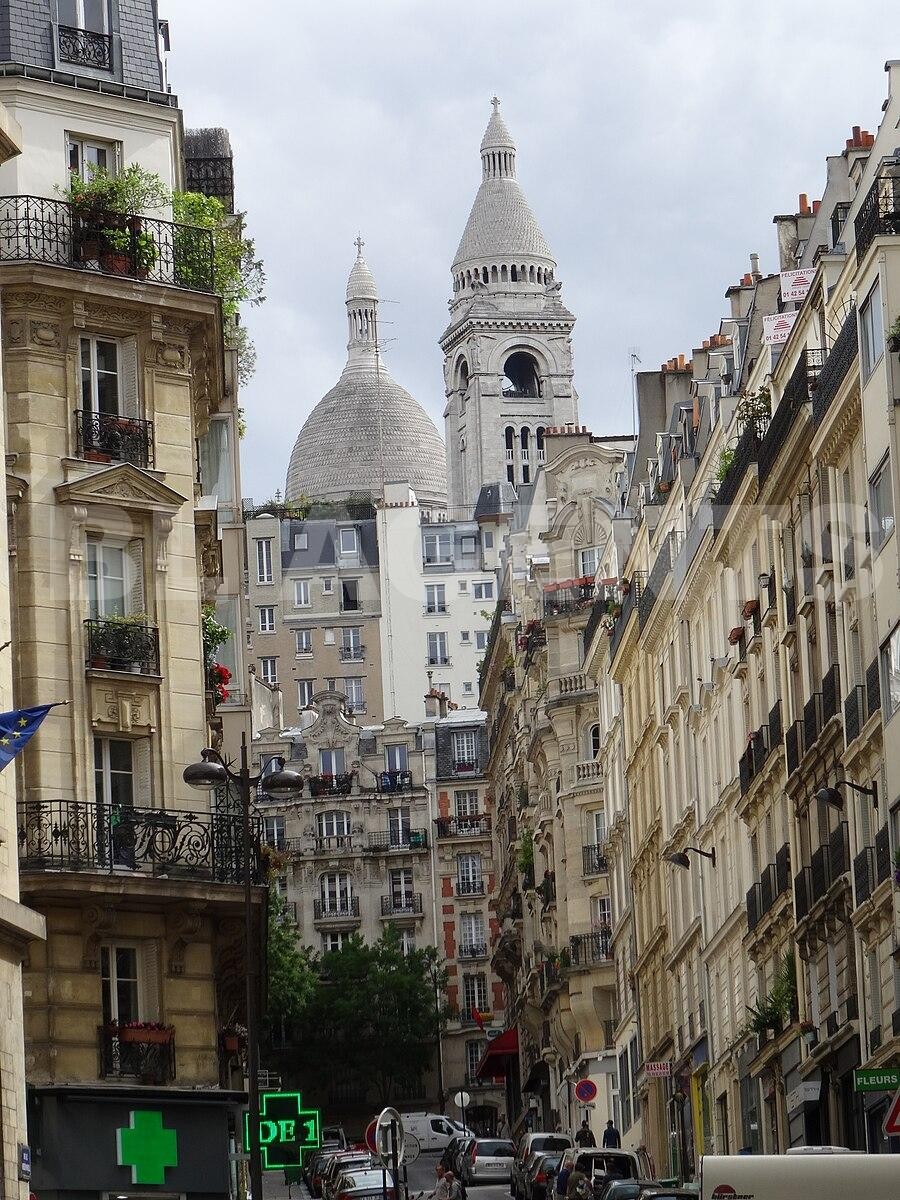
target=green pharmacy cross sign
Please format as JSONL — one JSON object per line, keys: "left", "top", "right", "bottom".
{"left": 116, "top": 1110, "right": 178, "bottom": 1185}
{"left": 243, "top": 1091, "right": 321, "bottom": 1171}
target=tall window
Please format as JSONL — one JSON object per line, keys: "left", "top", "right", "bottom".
{"left": 341, "top": 627, "right": 363, "bottom": 660}
{"left": 859, "top": 280, "right": 884, "bottom": 382}
{"left": 591, "top": 810, "right": 607, "bottom": 846}
{"left": 425, "top": 584, "right": 447, "bottom": 614}
{"left": 452, "top": 729, "right": 477, "bottom": 766}
{"left": 423, "top": 530, "right": 453, "bottom": 564}
{"left": 457, "top": 853, "right": 483, "bottom": 894}
{"left": 295, "top": 629, "right": 312, "bottom": 656}
{"left": 388, "top": 807, "right": 411, "bottom": 847}
{"left": 427, "top": 632, "right": 449, "bottom": 666}
{"left": 341, "top": 579, "right": 360, "bottom": 611}
{"left": 455, "top": 790, "right": 480, "bottom": 820}
{"left": 505, "top": 426, "right": 516, "bottom": 484}
{"left": 580, "top": 547, "right": 601, "bottom": 577}
{"left": 60, "top": 0, "right": 108, "bottom": 31}
{"left": 320, "top": 747, "right": 346, "bottom": 775}
{"left": 263, "top": 815, "right": 285, "bottom": 849}
{"left": 466, "top": 1039, "right": 486, "bottom": 1079}
{"left": 475, "top": 630, "right": 489, "bottom": 651}
{"left": 386, "top": 743, "right": 408, "bottom": 772}
{"left": 588, "top": 723, "right": 601, "bottom": 758}
{"left": 259, "top": 657, "right": 277, "bottom": 685}
{"left": 297, "top": 679, "right": 314, "bottom": 707}
{"left": 339, "top": 528, "right": 358, "bottom": 555}
{"left": 317, "top": 811, "right": 350, "bottom": 843}
{"left": 460, "top": 911, "right": 485, "bottom": 953}
{"left": 880, "top": 626, "right": 900, "bottom": 719}
{"left": 322, "top": 931, "right": 348, "bottom": 953}
{"left": 400, "top": 929, "right": 416, "bottom": 956}
{"left": 294, "top": 579, "right": 310, "bottom": 607}
{"left": 86, "top": 541, "right": 126, "bottom": 618}
{"left": 68, "top": 135, "right": 116, "bottom": 179}
{"left": 319, "top": 872, "right": 353, "bottom": 913}
{"left": 869, "top": 455, "right": 895, "bottom": 552}
{"left": 462, "top": 973, "right": 488, "bottom": 1014}
{"left": 80, "top": 336, "right": 123, "bottom": 416}
{"left": 94, "top": 737, "right": 134, "bottom": 809}
{"left": 256, "top": 539, "right": 273, "bottom": 584}
{"left": 390, "top": 867, "right": 414, "bottom": 905}
{"left": 100, "top": 945, "right": 139, "bottom": 1026}
{"left": 344, "top": 677, "right": 364, "bottom": 712}
{"left": 473, "top": 581, "right": 493, "bottom": 601}
{"left": 591, "top": 895, "right": 612, "bottom": 929}
{"left": 258, "top": 606, "right": 275, "bottom": 633}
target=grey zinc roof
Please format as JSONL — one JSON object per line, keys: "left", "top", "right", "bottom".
{"left": 285, "top": 362, "right": 447, "bottom": 505}
{"left": 453, "top": 176, "right": 555, "bottom": 269}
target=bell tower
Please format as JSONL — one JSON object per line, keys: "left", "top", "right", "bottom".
{"left": 441, "top": 99, "right": 578, "bottom": 507}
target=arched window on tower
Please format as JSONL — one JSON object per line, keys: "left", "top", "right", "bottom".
{"left": 457, "top": 359, "right": 470, "bottom": 392}
{"left": 504, "top": 426, "right": 515, "bottom": 484}
{"left": 587, "top": 723, "right": 601, "bottom": 759}
{"left": 520, "top": 427, "right": 531, "bottom": 485}
{"left": 510, "top": 265, "right": 518, "bottom": 282}
{"left": 536, "top": 427, "right": 546, "bottom": 463}
{"left": 491, "top": 265, "right": 498, "bottom": 283}
{"left": 500, "top": 265, "right": 508, "bottom": 283}
{"left": 502, "top": 352, "right": 541, "bottom": 399}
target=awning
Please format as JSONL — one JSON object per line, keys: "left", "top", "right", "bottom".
{"left": 475, "top": 1027, "right": 519, "bottom": 1080}
{"left": 522, "top": 1060, "right": 550, "bottom": 1094}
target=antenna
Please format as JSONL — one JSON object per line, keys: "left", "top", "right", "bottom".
{"left": 629, "top": 348, "right": 641, "bottom": 440}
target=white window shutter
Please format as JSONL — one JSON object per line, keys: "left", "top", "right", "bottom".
{"left": 133, "top": 736, "right": 152, "bottom": 805}
{"left": 120, "top": 338, "right": 140, "bottom": 418}
{"left": 126, "top": 539, "right": 145, "bottom": 616}
{"left": 139, "top": 938, "right": 161, "bottom": 1021}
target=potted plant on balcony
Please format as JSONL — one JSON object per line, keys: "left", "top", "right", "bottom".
{"left": 220, "top": 1023, "right": 246, "bottom": 1054}
{"left": 742, "top": 598, "right": 759, "bottom": 621}
{"left": 102, "top": 613, "right": 150, "bottom": 671}
{"left": 208, "top": 661, "right": 231, "bottom": 705}
{"left": 116, "top": 1020, "right": 174, "bottom": 1045}
{"left": 61, "top": 163, "right": 168, "bottom": 270}
{"left": 888, "top": 317, "right": 900, "bottom": 354}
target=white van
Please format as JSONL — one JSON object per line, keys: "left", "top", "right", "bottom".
{"left": 700, "top": 1152, "right": 898, "bottom": 1200}
{"left": 400, "top": 1112, "right": 472, "bottom": 1151}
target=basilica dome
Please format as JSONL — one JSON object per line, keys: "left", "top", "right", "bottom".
{"left": 285, "top": 243, "right": 447, "bottom": 506}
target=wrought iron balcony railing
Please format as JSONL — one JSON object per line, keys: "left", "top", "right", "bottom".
{"left": 746, "top": 882, "right": 762, "bottom": 931}
{"left": 758, "top": 351, "right": 812, "bottom": 486}
{"left": 17, "top": 798, "right": 259, "bottom": 883}
{"left": 456, "top": 877, "right": 485, "bottom": 896}
{"left": 543, "top": 580, "right": 596, "bottom": 620}
{"left": 854, "top": 168, "right": 900, "bottom": 260}
{"left": 875, "top": 823, "right": 891, "bottom": 886}
{"left": 313, "top": 897, "right": 360, "bottom": 921}
{"left": 373, "top": 770, "right": 414, "bottom": 794}
{"left": 99, "top": 1024, "right": 175, "bottom": 1084}
{"left": 569, "top": 929, "right": 613, "bottom": 966}
{"left": 365, "top": 830, "right": 428, "bottom": 852}
{"left": 813, "top": 310, "right": 859, "bottom": 427}
{"left": 85, "top": 617, "right": 160, "bottom": 674}
{"left": 58, "top": 24, "right": 112, "bottom": 69}
{"left": 308, "top": 773, "right": 353, "bottom": 796}
{"left": 582, "top": 844, "right": 608, "bottom": 875}
{"left": 76, "top": 409, "right": 153, "bottom": 468}
{"left": 458, "top": 943, "right": 488, "bottom": 960}
{"left": 339, "top": 644, "right": 365, "bottom": 661}
{"left": 854, "top": 846, "right": 875, "bottom": 907}
{"left": 714, "top": 417, "right": 764, "bottom": 512}
{"left": 794, "top": 867, "right": 813, "bottom": 921}
{"left": 452, "top": 759, "right": 479, "bottom": 775}
{"left": 0, "top": 196, "right": 215, "bottom": 291}
{"left": 381, "top": 893, "right": 423, "bottom": 916}
{"left": 435, "top": 815, "right": 491, "bottom": 838}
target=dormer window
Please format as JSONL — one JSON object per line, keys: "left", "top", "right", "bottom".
{"left": 58, "top": 1, "right": 113, "bottom": 70}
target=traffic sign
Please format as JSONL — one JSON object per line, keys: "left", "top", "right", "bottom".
{"left": 854, "top": 1067, "right": 900, "bottom": 1092}
{"left": 375, "top": 1106, "right": 406, "bottom": 1166}
{"left": 364, "top": 1118, "right": 379, "bottom": 1155}
{"left": 883, "top": 1087, "right": 900, "bottom": 1139}
{"left": 453, "top": 1090, "right": 472, "bottom": 1109}
{"left": 243, "top": 1092, "right": 321, "bottom": 1172}
{"left": 574, "top": 1079, "right": 598, "bottom": 1103}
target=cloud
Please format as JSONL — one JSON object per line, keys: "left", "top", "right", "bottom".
{"left": 162, "top": 0, "right": 895, "bottom": 496}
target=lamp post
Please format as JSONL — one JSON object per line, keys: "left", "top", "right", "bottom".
{"left": 184, "top": 734, "right": 304, "bottom": 1200}
{"left": 427, "top": 960, "right": 446, "bottom": 1114}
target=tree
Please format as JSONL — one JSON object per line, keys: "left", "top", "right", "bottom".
{"left": 266, "top": 890, "right": 316, "bottom": 1037}
{"left": 294, "top": 928, "right": 447, "bottom": 1105}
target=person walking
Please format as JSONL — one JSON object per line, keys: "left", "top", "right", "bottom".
{"left": 447, "top": 1169, "right": 466, "bottom": 1200}
{"left": 602, "top": 1120, "right": 621, "bottom": 1149}
{"left": 574, "top": 1121, "right": 596, "bottom": 1148}
{"left": 433, "top": 1164, "right": 450, "bottom": 1200}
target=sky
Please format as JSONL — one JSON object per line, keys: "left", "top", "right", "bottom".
{"left": 162, "top": 0, "right": 897, "bottom": 500}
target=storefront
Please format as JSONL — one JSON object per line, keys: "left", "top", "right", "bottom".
{"left": 27, "top": 1085, "right": 245, "bottom": 1200}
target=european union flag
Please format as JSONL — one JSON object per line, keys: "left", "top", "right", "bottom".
{"left": 0, "top": 704, "right": 58, "bottom": 771}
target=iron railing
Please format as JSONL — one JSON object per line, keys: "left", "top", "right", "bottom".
{"left": 810, "top": 844, "right": 832, "bottom": 903}
{"left": 639, "top": 536, "right": 673, "bottom": 629}
{"left": 794, "top": 867, "right": 813, "bottom": 921}
{"left": 308, "top": 774, "right": 354, "bottom": 797}
{"left": 85, "top": 618, "right": 160, "bottom": 674}
{"left": 608, "top": 572, "right": 645, "bottom": 662}
{"left": 746, "top": 883, "right": 762, "bottom": 931}
{"left": 452, "top": 760, "right": 479, "bottom": 776}
{"left": 854, "top": 169, "right": 900, "bottom": 260}
{"left": 76, "top": 409, "right": 153, "bottom": 467}
{"left": 854, "top": 846, "right": 875, "bottom": 907}
{"left": 583, "top": 590, "right": 610, "bottom": 655}
{"left": 456, "top": 878, "right": 485, "bottom": 896}
{"left": 775, "top": 843, "right": 791, "bottom": 895}
{"left": 768, "top": 699, "right": 783, "bottom": 748}
{"left": 844, "top": 684, "right": 865, "bottom": 745}
{"left": 866, "top": 658, "right": 881, "bottom": 717}
{"left": 758, "top": 351, "right": 812, "bottom": 485}
{"left": 822, "top": 662, "right": 840, "bottom": 722}
{"left": 458, "top": 943, "right": 488, "bottom": 960}
{"left": 828, "top": 821, "right": 850, "bottom": 883}
{"left": 381, "top": 893, "right": 423, "bottom": 916}
{"left": 569, "top": 930, "right": 613, "bottom": 965}
{"left": 875, "top": 824, "right": 891, "bottom": 885}
{"left": 99, "top": 1025, "right": 175, "bottom": 1084}
{"left": 365, "top": 830, "right": 428, "bottom": 852}
{"left": 715, "top": 418, "right": 764, "bottom": 511}
{"left": 786, "top": 721, "right": 802, "bottom": 775}
{"left": 435, "top": 816, "right": 491, "bottom": 838}
{"left": 543, "top": 581, "right": 596, "bottom": 619}
{"left": 373, "top": 770, "right": 414, "bottom": 794}
{"left": 313, "top": 897, "right": 360, "bottom": 920}
{"left": 17, "top": 798, "right": 258, "bottom": 883}
{"left": 58, "top": 24, "right": 112, "bottom": 69}
{"left": 803, "top": 692, "right": 823, "bottom": 753}
{"left": 0, "top": 195, "right": 215, "bottom": 291}
{"left": 312, "top": 834, "right": 353, "bottom": 853}
{"left": 760, "top": 863, "right": 777, "bottom": 913}
{"left": 339, "top": 644, "right": 365, "bottom": 661}
{"left": 582, "top": 844, "right": 608, "bottom": 875}
{"left": 812, "top": 310, "right": 859, "bottom": 426}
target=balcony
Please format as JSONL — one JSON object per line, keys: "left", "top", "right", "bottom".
{"left": 866, "top": 658, "right": 881, "bottom": 720}
{"left": 822, "top": 662, "right": 841, "bottom": 723}
{"left": 435, "top": 815, "right": 491, "bottom": 838}
{"left": 574, "top": 760, "right": 603, "bottom": 785}
{"left": 99, "top": 1024, "right": 175, "bottom": 1085}
{"left": 854, "top": 168, "right": 900, "bottom": 260}
{"left": 374, "top": 770, "right": 414, "bottom": 794}
{"left": 312, "top": 834, "right": 353, "bottom": 853}
{"left": 537, "top": 873, "right": 556, "bottom": 909}
{"left": 746, "top": 882, "right": 762, "bottom": 931}
{"left": 810, "top": 844, "right": 832, "bottom": 902}
{"left": 608, "top": 572, "right": 645, "bottom": 663}
{"left": 714, "top": 417, "right": 764, "bottom": 512}
{"left": 794, "top": 867, "right": 813, "bottom": 921}
{"left": 786, "top": 721, "right": 802, "bottom": 776}
{"left": 452, "top": 760, "right": 479, "bottom": 776}
{"left": 313, "top": 897, "right": 360, "bottom": 922}
{"left": 427, "top": 655, "right": 451, "bottom": 667}
{"left": 459, "top": 943, "right": 488, "bottom": 961}
{"left": 365, "top": 830, "right": 428, "bottom": 852}
{"left": 456, "top": 878, "right": 486, "bottom": 897}
{"left": 829, "top": 820, "right": 850, "bottom": 883}
{"left": 542, "top": 578, "right": 596, "bottom": 620}
{"left": 339, "top": 644, "right": 365, "bottom": 661}
{"left": 582, "top": 844, "right": 608, "bottom": 876}
{"left": 844, "top": 684, "right": 865, "bottom": 745}
{"left": 775, "top": 842, "right": 791, "bottom": 895}
{"left": 854, "top": 846, "right": 876, "bottom": 907}
{"left": 569, "top": 930, "right": 613, "bottom": 966}
{"left": 758, "top": 351, "right": 813, "bottom": 485}
{"left": 0, "top": 196, "right": 215, "bottom": 291}
{"left": 308, "top": 773, "right": 353, "bottom": 797}
{"left": 812, "top": 309, "right": 860, "bottom": 427}
{"left": 380, "top": 893, "right": 423, "bottom": 917}
{"left": 639, "top": 535, "right": 676, "bottom": 630}
{"left": 803, "top": 692, "right": 823, "bottom": 754}
{"left": 85, "top": 617, "right": 160, "bottom": 674}
{"left": 58, "top": 24, "right": 112, "bottom": 69}
{"left": 875, "top": 824, "right": 891, "bottom": 887}
{"left": 739, "top": 725, "right": 770, "bottom": 795}
{"left": 424, "top": 603, "right": 448, "bottom": 615}
{"left": 17, "top": 798, "right": 259, "bottom": 884}
{"left": 76, "top": 410, "right": 154, "bottom": 468}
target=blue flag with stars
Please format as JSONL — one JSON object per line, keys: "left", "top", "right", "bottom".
{"left": 0, "top": 705, "right": 58, "bottom": 771}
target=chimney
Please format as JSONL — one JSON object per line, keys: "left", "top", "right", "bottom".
{"left": 812, "top": 199, "right": 821, "bottom": 214}
{"left": 750, "top": 252, "right": 761, "bottom": 280}
{"left": 799, "top": 193, "right": 810, "bottom": 215}
{"left": 439, "top": 694, "right": 449, "bottom": 719}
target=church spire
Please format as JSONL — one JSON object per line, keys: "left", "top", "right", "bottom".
{"left": 345, "top": 237, "right": 379, "bottom": 361}
{"left": 480, "top": 96, "right": 516, "bottom": 179}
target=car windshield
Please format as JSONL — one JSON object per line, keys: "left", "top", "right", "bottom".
{"left": 541, "top": 1156, "right": 563, "bottom": 1171}
{"left": 478, "top": 1140, "right": 515, "bottom": 1157}
{"left": 533, "top": 1136, "right": 571, "bottom": 1152}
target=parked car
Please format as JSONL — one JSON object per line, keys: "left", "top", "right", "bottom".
{"left": 322, "top": 1125, "right": 349, "bottom": 1149}
{"left": 334, "top": 1169, "right": 397, "bottom": 1200}
{"left": 312, "top": 1150, "right": 361, "bottom": 1197}
{"left": 454, "top": 1137, "right": 476, "bottom": 1178}
{"left": 558, "top": 1149, "right": 648, "bottom": 1198}
{"left": 323, "top": 1153, "right": 375, "bottom": 1200}
{"left": 512, "top": 1134, "right": 573, "bottom": 1200}
{"left": 441, "top": 1136, "right": 469, "bottom": 1173}
{"left": 524, "top": 1151, "right": 564, "bottom": 1200}
{"left": 461, "top": 1138, "right": 516, "bottom": 1185}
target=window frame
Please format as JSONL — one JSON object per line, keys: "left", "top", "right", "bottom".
{"left": 60, "top": 0, "right": 109, "bottom": 35}
{"left": 473, "top": 580, "right": 494, "bottom": 601}
{"left": 880, "top": 625, "right": 900, "bottom": 720}
{"left": 339, "top": 527, "right": 358, "bottom": 556}
{"left": 100, "top": 943, "right": 140, "bottom": 1026}
{"left": 297, "top": 678, "right": 314, "bottom": 707}
{"left": 256, "top": 539, "right": 273, "bottom": 585}
{"left": 869, "top": 453, "right": 895, "bottom": 554}
{"left": 294, "top": 531, "right": 308, "bottom": 551}
{"left": 80, "top": 333, "right": 121, "bottom": 416}
{"left": 67, "top": 132, "right": 118, "bottom": 180}
{"left": 258, "top": 605, "right": 275, "bottom": 634}
{"left": 259, "top": 656, "right": 278, "bottom": 686}
{"left": 295, "top": 629, "right": 312, "bottom": 657}
{"left": 859, "top": 278, "right": 884, "bottom": 382}
{"left": 294, "top": 578, "right": 311, "bottom": 608}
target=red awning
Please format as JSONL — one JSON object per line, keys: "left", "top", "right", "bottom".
{"left": 474, "top": 1027, "right": 519, "bottom": 1080}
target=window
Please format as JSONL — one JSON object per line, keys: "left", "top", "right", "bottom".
{"left": 462, "top": 972, "right": 488, "bottom": 1014}
{"left": 256, "top": 539, "right": 273, "bottom": 584}
{"left": 263, "top": 815, "right": 285, "bottom": 849}
{"left": 591, "top": 810, "right": 607, "bottom": 846}
{"left": 80, "top": 335, "right": 122, "bottom": 416}
{"left": 463, "top": 682, "right": 473, "bottom": 694}
{"left": 340, "top": 627, "right": 363, "bottom": 660}
{"left": 388, "top": 807, "right": 411, "bottom": 848}
{"left": 320, "top": 872, "right": 353, "bottom": 913}
{"left": 325, "top": 677, "right": 336, "bottom": 691}
{"left": 320, "top": 748, "right": 346, "bottom": 775}
{"left": 460, "top": 535, "right": 477, "bottom": 556}
{"left": 390, "top": 867, "right": 414, "bottom": 905}
{"left": 198, "top": 417, "right": 234, "bottom": 503}
{"left": 295, "top": 629, "right": 312, "bottom": 656}
{"left": 400, "top": 929, "right": 416, "bottom": 956}
{"left": 580, "top": 547, "right": 601, "bottom": 577}
{"left": 869, "top": 455, "right": 894, "bottom": 552}
{"left": 341, "top": 579, "right": 360, "bottom": 611}
{"left": 322, "top": 577, "right": 334, "bottom": 595}
{"left": 591, "top": 895, "right": 612, "bottom": 930}
{"left": 100, "top": 945, "right": 140, "bottom": 1026}
{"left": 473, "top": 581, "right": 494, "bottom": 601}
{"left": 386, "top": 743, "right": 408, "bottom": 772}
{"left": 318, "top": 810, "right": 350, "bottom": 840}
{"left": 425, "top": 584, "right": 447, "bottom": 614}
{"left": 339, "top": 528, "right": 358, "bottom": 555}
{"left": 881, "top": 627, "right": 900, "bottom": 719}
{"left": 460, "top": 630, "right": 471, "bottom": 643}
{"left": 322, "top": 931, "right": 348, "bottom": 953}
{"left": 475, "top": 630, "right": 489, "bottom": 651}
{"left": 455, "top": 790, "right": 479, "bottom": 819}
{"left": 452, "top": 729, "right": 477, "bottom": 767}
{"left": 294, "top": 531, "right": 308, "bottom": 551}
{"left": 294, "top": 579, "right": 311, "bottom": 607}
{"left": 458, "top": 853, "right": 483, "bottom": 894}
{"left": 344, "top": 677, "right": 365, "bottom": 712}
{"left": 483, "top": 530, "right": 494, "bottom": 550}
{"left": 297, "top": 679, "right": 314, "bottom": 707}
{"left": 94, "top": 737, "right": 134, "bottom": 809}
{"left": 86, "top": 540, "right": 126, "bottom": 618}
{"left": 259, "top": 657, "right": 277, "bottom": 685}
{"left": 423, "top": 530, "right": 453, "bottom": 564}
{"left": 466, "top": 1039, "right": 486, "bottom": 1078}
{"left": 258, "top": 606, "right": 275, "bottom": 633}
{"left": 588, "top": 723, "right": 601, "bottom": 758}
{"left": 427, "top": 631, "right": 449, "bottom": 666}
{"left": 458, "top": 580, "right": 469, "bottom": 593}
{"left": 68, "top": 134, "right": 116, "bottom": 179}
{"left": 860, "top": 280, "right": 884, "bottom": 381}
{"left": 460, "top": 911, "right": 485, "bottom": 952}
{"left": 60, "top": 0, "right": 108, "bottom": 31}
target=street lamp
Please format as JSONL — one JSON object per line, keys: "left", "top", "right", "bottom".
{"left": 815, "top": 779, "right": 878, "bottom": 810}
{"left": 427, "top": 960, "right": 446, "bottom": 1114}
{"left": 664, "top": 846, "right": 717, "bottom": 870}
{"left": 183, "top": 735, "right": 304, "bottom": 1200}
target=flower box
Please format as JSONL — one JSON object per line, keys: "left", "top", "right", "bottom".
{"left": 116, "top": 1025, "right": 174, "bottom": 1045}
{"left": 742, "top": 599, "right": 759, "bottom": 620}
{"left": 728, "top": 626, "right": 744, "bottom": 645}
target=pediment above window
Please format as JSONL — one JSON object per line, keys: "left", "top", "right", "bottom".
{"left": 55, "top": 462, "right": 188, "bottom": 516}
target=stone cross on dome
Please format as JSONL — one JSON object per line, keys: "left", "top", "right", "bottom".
{"left": 491, "top": 95, "right": 500, "bottom": 114}
{"left": 354, "top": 234, "right": 365, "bottom": 257}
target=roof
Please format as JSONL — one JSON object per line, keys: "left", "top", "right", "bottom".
{"left": 453, "top": 176, "right": 554, "bottom": 269}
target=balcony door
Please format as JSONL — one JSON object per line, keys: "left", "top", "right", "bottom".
{"left": 59, "top": 0, "right": 108, "bottom": 32}
{"left": 319, "top": 747, "right": 346, "bottom": 777}
{"left": 388, "top": 807, "right": 411, "bottom": 848}
{"left": 390, "top": 867, "right": 414, "bottom": 908}
{"left": 87, "top": 538, "right": 144, "bottom": 620}
{"left": 458, "top": 852, "right": 482, "bottom": 894}
{"left": 460, "top": 911, "right": 485, "bottom": 954}
{"left": 320, "top": 872, "right": 352, "bottom": 914}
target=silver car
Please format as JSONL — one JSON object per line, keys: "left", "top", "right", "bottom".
{"left": 462, "top": 1138, "right": 516, "bottom": 1184}
{"left": 333, "top": 1169, "right": 397, "bottom": 1200}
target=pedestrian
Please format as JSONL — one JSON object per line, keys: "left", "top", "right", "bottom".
{"left": 565, "top": 1163, "right": 590, "bottom": 1200}
{"left": 602, "top": 1120, "right": 621, "bottom": 1149}
{"left": 433, "top": 1164, "right": 450, "bottom": 1200}
{"left": 447, "top": 1169, "right": 466, "bottom": 1200}
{"left": 574, "top": 1121, "right": 595, "bottom": 1148}
{"left": 555, "top": 1157, "right": 571, "bottom": 1199}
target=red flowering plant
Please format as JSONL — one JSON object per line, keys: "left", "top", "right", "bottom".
{"left": 208, "top": 661, "right": 231, "bottom": 704}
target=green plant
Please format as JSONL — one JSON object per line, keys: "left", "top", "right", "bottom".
{"left": 736, "top": 386, "right": 771, "bottom": 426}
{"left": 716, "top": 446, "right": 736, "bottom": 482}
{"left": 61, "top": 162, "right": 169, "bottom": 216}
{"left": 516, "top": 827, "right": 534, "bottom": 873}
{"left": 888, "top": 316, "right": 900, "bottom": 351}
{"left": 201, "top": 604, "right": 231, "bottom": 667}
{"left": 742, "top": 951, "right": 797, "bottom": 1038}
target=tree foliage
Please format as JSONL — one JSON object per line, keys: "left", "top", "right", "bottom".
{"left": 266, "top": 890, "right": 317, "bottom": 1031}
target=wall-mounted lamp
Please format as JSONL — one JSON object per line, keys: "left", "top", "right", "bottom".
{"left": 664, "top": 846, "right": 717, "bottom": 870}
{"left": 814, "top": 779, "right": 878, "bottom": 811}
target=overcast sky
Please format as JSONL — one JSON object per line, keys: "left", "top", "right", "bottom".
{"left": 163, "top": 0, "right": 895, "bottom": 500}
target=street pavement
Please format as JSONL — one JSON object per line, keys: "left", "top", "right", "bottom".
{"left": 262, "top": 1150, "right": 512, "bottom": 1200}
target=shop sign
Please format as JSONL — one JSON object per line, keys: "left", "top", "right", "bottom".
{"left": 644, "top": 1061, "right": 671, "bottom": 1077}
{"left": 243, "top": 1091, "right": 321, "bottom": 1171}
{"left": 853, "top": 1067, "right": 900, "bottom": 1092}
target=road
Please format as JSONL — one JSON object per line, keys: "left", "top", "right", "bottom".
{"left": 262, "top": 1151, "right": 511, "bottom": 1200}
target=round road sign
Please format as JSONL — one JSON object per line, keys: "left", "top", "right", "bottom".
{"left": 452, "top": 1090, "right": 472, "bottom": 1109}
{"left": 364, "top": 1118, "right": 379, "bottom": 1155}
{"left": 375, "top": 1106, "right": 406, "bottom": 1166}
{"left": 574, "top": 1079, "right": 598, "bottom": 1103}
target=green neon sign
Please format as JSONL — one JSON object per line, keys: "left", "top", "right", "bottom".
{"left": 116, "top": 1110, "right": 178, "bottom": 1185}
{"left": 243, "top": 1091, "right": 321, "bottom": 1171}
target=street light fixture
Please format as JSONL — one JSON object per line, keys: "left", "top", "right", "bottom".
{"left": 183, "top": 735, "right": 304, "bottom": 1200}
{"left": 814, "top": 779, "right": 878, "bottom": 810}
{"left": 427, "top": 959, "right": 446, "bottom": 1114}
{"left": 664, "top": 846, "right": 717, "bottom": 870}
